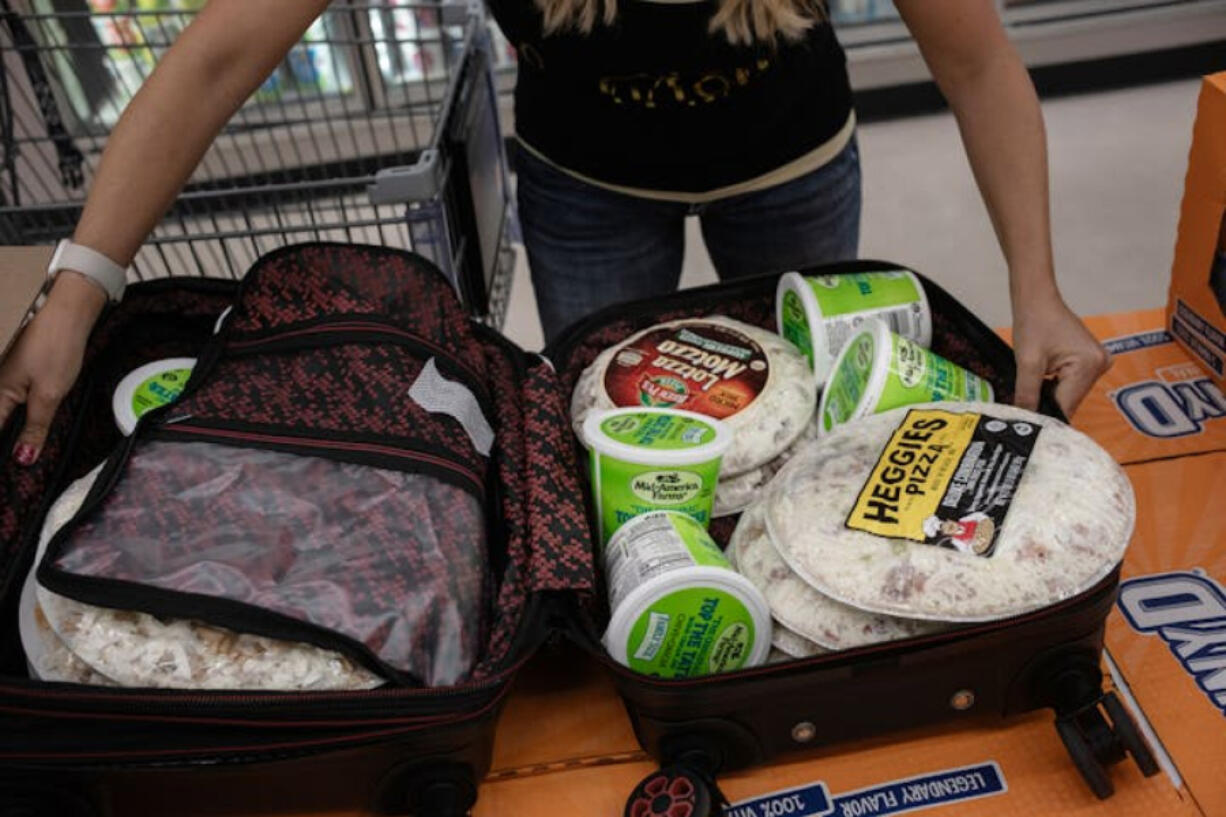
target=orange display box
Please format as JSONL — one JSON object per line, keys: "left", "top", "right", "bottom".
{"left": 1078, "top": 308, "right": 1226, "bottom": 817}
{"left": 1109, "top": 453, "right": 1226, "bottom": 817}
{"left": 1167, "top": 72, "right": 1226, "bottom": 389}
{"left": 1073, "top": 309, "right": 1226, "bottom": 464}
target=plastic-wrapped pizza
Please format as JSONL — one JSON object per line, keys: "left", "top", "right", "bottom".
{"left": 21, "top": 467, "right": 384, "bottom": 691}
{"left": 763, "top": 402, "right": 1135, "bottom": 623}
{"left": 570, "top": 316, "right": 817, "bottom": 514}
{"left": 729, "top": 502, "right": 945, "bottom": 651}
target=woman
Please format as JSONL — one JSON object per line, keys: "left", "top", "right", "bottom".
{"left": 0, "top": 0, "right": 1107, "bottom": 466}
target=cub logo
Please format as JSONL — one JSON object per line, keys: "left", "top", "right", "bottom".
{"left": 1106, "top": 331, "right": 1226, "bottom": 438}
{"left": 1117, "top": 571, "right": 1226, "bottom": 716}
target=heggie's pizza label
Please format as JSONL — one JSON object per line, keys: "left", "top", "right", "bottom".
{"left": 603, "top": 323, "right": 769, "bottom": 419}
{"left": 845, "top": 409, "right": 1041, "bottom": 558}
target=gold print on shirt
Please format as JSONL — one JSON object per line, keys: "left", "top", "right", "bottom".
{"left": 598, "top": 58, "right": 770, "bottom": 109}
{"left": 518, "top": 42, "right": 545, "bottom": 71}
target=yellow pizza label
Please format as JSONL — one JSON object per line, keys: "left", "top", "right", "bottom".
{"left": 847, "top": 410, "right": 980, "bottom": 541}
{"left": 846, "top": 408, "right": 1042, "bottom": 557}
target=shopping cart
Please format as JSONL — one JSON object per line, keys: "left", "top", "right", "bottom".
{"left": 0, "top": 0, "right": 517, "bottom": 327}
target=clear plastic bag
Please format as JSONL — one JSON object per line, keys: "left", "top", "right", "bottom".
{"left": 48, "top": 440, "right": 487, "bottom": 687}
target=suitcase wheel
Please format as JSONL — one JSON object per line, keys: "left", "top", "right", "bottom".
{"left": 374, "top": 762, "right": 478, "bottom": 817}
{"left": 624, "top": 765, "right": 715, "bottom": 817}
{"left": 1056, "top": 713, "right": 1115, "bottom": 799}
{"left": 1053, "top": 691, "right": 1160, "bottom": 800}
{"left": 407, "top": 777, "right": 478, "bottom": 817}
{"left": 1101, "top": 691, "right": 1160, "bottom": 778}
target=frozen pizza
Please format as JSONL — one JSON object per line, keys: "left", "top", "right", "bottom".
{"left": 713, "top": 419, "right": 819, "bottom": 517}
{"left": 24, "top": 468, "right": 384, "bottom": 690}
{"left": 765, "top": 402, "right": 1135, "bottom": 622}
{"left": 771, "top": 623, "right": 828, "bottom": 659}
{"left": 730, "top": 503, "right": 944, "bottom": 649}
{"left": 571, "top": 316, "right": 817, "bottom": 477}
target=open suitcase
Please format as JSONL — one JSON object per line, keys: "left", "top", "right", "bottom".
{"left": 0, "top": 247, "right": 591, "bottom": 817}
{"left": 543, "top": 263, "right": 1160, "bottom": 811}
{"left": 0, "top": 244, "right": 1156, "bottom": 817}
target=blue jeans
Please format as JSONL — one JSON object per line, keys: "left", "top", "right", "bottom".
{"left": 517, "top": 138, "right": 862, "bottom": 344}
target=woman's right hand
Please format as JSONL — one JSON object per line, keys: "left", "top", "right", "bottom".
{"left": 0, "top": 272, "right": 107, "bottom": 465}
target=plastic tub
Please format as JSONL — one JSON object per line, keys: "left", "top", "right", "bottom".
{"left": 603, "top": 511, "right": 771, "bottom": 678}
{"left": 111, "top": 357, "right": 196, "bottom": 435}
{"left": 583, "top": 407, "right": 732, "bottom": 545}
{"left": 817, "top": 320, "right": 992, "bottom": 434}
{"left": 776, "top": 270, "right": 932, "bottom": 385}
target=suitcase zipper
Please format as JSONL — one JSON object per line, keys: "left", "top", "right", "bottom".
{"left": 155, "top": 421, "right": 486, "bottom": 498}
{"left": 589, "top": 566, "right": 1121, "bottom": 687}
{"left": 0, "top": 683, "right": 519, "bottom": 763}
{"left": 0, "top": 657, "right": 524, "bottom": 712}
{"left": 226, "top": 317, "right": 491, "bottom": 404}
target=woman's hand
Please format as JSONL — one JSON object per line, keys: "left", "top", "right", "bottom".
{"left": 896, "top": 0, "right": 1111, "bottom": 415}
{"left": 0, "top": 0, "right": 333, "bottom": 466}
{"left": 1011, "top": 287, "right": 1110, "bottom": 416}
{"left": 0, "top": 273, "right": 107, "bottom": 465}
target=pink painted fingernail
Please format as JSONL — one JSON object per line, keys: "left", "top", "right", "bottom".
{"left": 13, "top": 443, "right": 38, "bottom": 466}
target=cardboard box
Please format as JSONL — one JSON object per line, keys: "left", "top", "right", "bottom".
{"left": 1108, "top": 452, "right": 1226, "bottom": 817}
{"left": 1167, "top": 73, "right": 1226, "bottom": 388}
{"left": 0, "top": 246, "right": 52, "bottom": 361}
{"left": 1070, "top": 309, "right": 1226, "bottom": 465}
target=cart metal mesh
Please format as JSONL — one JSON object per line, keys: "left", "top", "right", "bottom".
{"left": 0, "top": 0, "right": 516, "bottom": 326}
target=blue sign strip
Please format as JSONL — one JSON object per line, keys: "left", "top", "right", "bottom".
{"left": 1177, "top": 300, "right": 1226, "bottom": 355}
{"left": 1103, "top": 329, "right": 1174, "bottom": 356}
{"left": 724, "top": 782, "right": 833, "bottom": 817}
{"left": 827, "top": 762, "right": 1006, "bottom": 817}
{"left": 724, "top": 763, "right": 1007, "bottom": 817}
{"left": 1172, "top": 317, "right": 1225, "bottom": 376}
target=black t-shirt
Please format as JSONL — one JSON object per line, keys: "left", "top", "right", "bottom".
{"left": 487, "top": 0, "right": 854, "bottom": 193}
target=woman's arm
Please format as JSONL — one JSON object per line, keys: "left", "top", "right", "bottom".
{"left": 894, "top": 0, "right": 1109, "bottom": 415}
{"left": 0, "top": 0, "right": 330, "bottom": 464}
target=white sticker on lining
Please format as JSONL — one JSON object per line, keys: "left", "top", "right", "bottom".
{"left": 408, "top": 357, "right": 494, "bottom": 457}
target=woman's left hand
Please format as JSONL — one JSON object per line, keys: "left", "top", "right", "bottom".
{"left": 1011, "top": 288, "right": 1110, "bottom": 416}
{"left": 894, "top": 1, "right": 1110, "bottom": 416}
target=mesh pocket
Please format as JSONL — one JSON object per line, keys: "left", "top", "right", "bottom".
{"left": 44, "top": 440, "right": 487, "bottom": 687}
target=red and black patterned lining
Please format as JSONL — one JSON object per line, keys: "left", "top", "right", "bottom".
{"left": 163, "top": 329, "right": 491, "bottom": 495}
{"left": 471, "top": 331, "right": 599, "bottom": 678}
{"left": 470, "top": 331, "right": 531, "bottom": 678}
{"left": 9, "top": 243, "right": 592, "bottom": 692}
{"left": 520, "top": 360, "right": 597, "bottom": 595}
{"left": 225, "top": 243, "right": 485, "bottom": 378}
